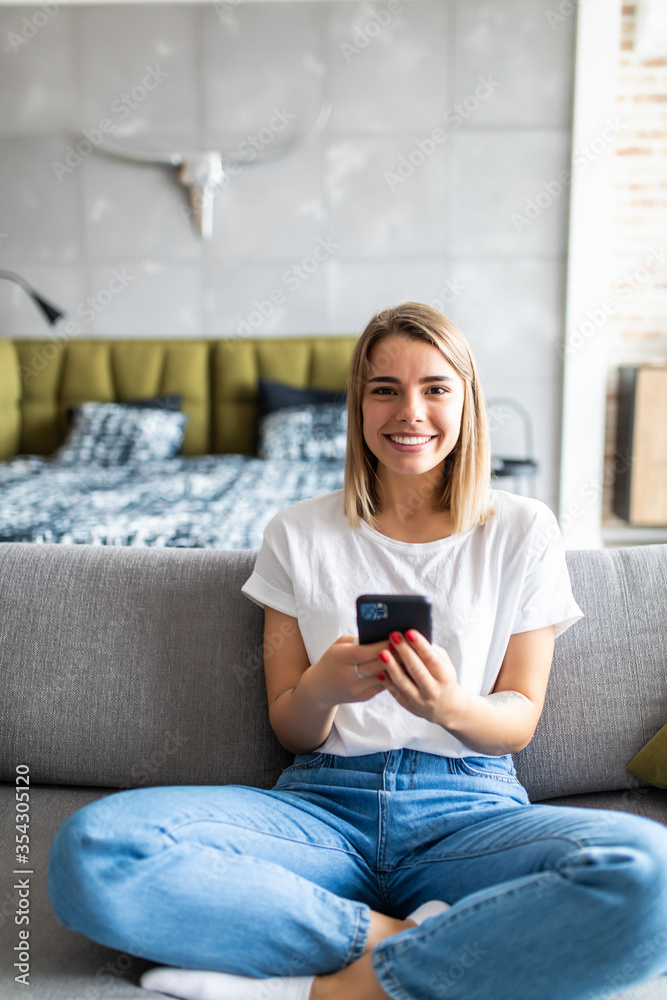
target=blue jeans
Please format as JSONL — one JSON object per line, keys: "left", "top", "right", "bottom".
{"left": 47, "top": 749, "right": 667, "bottom": 1000}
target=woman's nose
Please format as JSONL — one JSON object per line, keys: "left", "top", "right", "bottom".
{"left": 395, "top": 390, "right": 426, "bottom": 422}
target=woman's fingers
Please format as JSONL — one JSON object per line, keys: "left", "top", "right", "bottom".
{"left": 388, "top": 630, "right": 424, "bottom": 675}
{"left": 380, "top": 645, "right": 418, "bottom": 689}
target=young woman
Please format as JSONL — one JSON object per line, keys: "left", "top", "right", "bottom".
{"left": 48, "top": 303, "right": 667, "bottom": 1000}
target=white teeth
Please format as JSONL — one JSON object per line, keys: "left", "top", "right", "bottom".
{"left": 388, "top": 435, "right": 433, "bottom": 445}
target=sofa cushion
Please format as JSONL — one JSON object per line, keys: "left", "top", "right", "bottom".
{"left": 0, "top": 544, "right": 292, "bottom": 790}
{"left": 0, "top": 783, "right": 156, "bottom": 999}
{"left": 1, "top": 543, "right": 666, "bottom": 800}
{"left": 536, "top": 786, "right": 667, "bottom": 825}
{"left": 514, "top": 545, "right": 667, "bottom": 800}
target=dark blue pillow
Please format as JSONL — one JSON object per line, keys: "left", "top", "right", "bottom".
{"left": 257, "top": 378, "right": 346, "bottom": 419}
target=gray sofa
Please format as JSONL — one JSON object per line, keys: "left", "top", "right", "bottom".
{"left": 1, "top": 541, "right": 666, "bottom": 1000}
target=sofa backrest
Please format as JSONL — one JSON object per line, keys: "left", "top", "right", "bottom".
{"left": 515, "top": 544, "right": 667, "bottom": 799}
{"left": 0, "top": 337, "right": 358, "bottom": 459}
{"left": 0, "top": 542, "right": 665, "bottom": 801}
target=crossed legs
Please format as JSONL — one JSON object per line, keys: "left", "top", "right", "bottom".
{"left": 46, "top": 785, "right": 667, "bottom": 1000}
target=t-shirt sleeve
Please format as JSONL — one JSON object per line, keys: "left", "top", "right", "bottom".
{"left": 241, "top": 513, "right": 298, "bottom": 617}
{"left": 511, "top": 504, "right": 584, "bottom": 639}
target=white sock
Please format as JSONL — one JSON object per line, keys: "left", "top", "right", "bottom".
{"left": 140, "top": 967, "right": 315, "bottom": 1000}
{"left": 405, "top": 899, "right": 450, "bottom": 925}
{"left": 140, "top": 901, "right": 450, "bottom": 999}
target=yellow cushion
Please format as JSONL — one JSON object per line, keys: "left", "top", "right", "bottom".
{"left": 2, "top": 337, "right": 358, "bottom": 457}
{"left": 212, "top": 337, "right": 357, "bottom": 454}
{"left": 12, "top": 340, "right": 210, "bottom": 455}
{"left": 0, "top": 341, "right": 21, "bottom": 459}
{"left": 15, "top": 340, "right": 67, "bottom": 455}
{"left": 626, "top": 723, "right": 667, "bottom": 790}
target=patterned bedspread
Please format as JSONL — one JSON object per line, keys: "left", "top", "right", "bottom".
{"left": 0, "top": 455, "right": 345, "bottom": 549}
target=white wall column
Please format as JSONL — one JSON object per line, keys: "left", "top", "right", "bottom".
{"left": 559, "top": 0, "right": 622, "bottom": 548}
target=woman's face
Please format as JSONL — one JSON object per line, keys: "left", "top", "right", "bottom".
{"left": 361, "top": 334, "right": 465, "bottom": 479}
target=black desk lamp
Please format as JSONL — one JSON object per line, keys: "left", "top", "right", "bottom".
{"left": 487, "top": 396, "right": 539, "bottom": 497}
{"left": 0, "top": 270, "right": 65, "bottom": 326}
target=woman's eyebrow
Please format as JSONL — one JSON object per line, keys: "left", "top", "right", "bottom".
{"left": 366, "top": 375, "right": 457, "bottom": 384}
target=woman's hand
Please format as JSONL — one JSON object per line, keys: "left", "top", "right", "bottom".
{"left": 377, "top": 629, "right": 466, "bottom": 726}
{"left": 309, "top": 635, "right": 391, "bottom": 708}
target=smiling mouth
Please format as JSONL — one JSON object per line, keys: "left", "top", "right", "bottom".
{"left": 385, "top": 434, "right": 436, "bottom": 445}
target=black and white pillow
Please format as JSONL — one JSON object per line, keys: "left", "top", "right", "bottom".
{"left": 66, "top": 394, "right": 183, "bottom": 425}
{"left": 53, "top": 402, "right": 188, "bottom": 467}
{"left": 258, "top": 403, "right": 347, "bottom": 462}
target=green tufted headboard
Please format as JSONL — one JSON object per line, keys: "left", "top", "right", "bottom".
{"left": 0, "top": 337, "right": 359, "bottom": 459}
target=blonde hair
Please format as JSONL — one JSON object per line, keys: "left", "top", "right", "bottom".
{"left": 343, "top": 301, "right": 493, "bottom": 535}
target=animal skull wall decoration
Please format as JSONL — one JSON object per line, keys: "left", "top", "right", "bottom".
{"left": 94, "top": 103, "right": 331, "bottom": 240}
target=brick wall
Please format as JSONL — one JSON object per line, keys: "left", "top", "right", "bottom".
{"left": 603, "top": 2, "right": 667, "bottom": 519}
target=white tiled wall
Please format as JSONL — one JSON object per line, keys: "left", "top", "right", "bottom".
{"left": 0, "top": 0, "right": 576, "bottom": 510}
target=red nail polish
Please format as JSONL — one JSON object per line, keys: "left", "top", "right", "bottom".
{"left": 406, "top": 630, "right": 418, "bottom": 642}
{"left": 390, "top": 631, "right": 402, "bottom": 644}
{"left": 377, "top": 673, "right": 386, "bottom": 681}
{"left": 379, "top": 650, "right": 390, "bottom": 664}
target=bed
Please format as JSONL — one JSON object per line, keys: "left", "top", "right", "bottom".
{"left": 0, "top": 454, "right": 346, "bottom": 548}
{"left": 0, "top": 336, "right": 356, "bottom": 549}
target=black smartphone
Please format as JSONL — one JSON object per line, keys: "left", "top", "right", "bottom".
{"left": 356, "top": 594, "right": 433, "bottom": 645}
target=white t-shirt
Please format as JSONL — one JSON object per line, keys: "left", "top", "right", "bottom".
{"left": 241, "top": 489, "right": 584, "bottom": 758}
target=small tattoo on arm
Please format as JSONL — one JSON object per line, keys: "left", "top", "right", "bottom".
{"left": 272, "top": 685, "right": 297, "bottom": 704}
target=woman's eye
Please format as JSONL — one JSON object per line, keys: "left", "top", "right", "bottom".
{"left": 371, "top": 387, "right": 395, "bottom": 395}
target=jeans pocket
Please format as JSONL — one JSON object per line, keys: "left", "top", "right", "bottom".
{"left": 283, "top": 752, "right": 333, "bottom": 772}
{"left": 455, "top": 755, "right": 520, "bottom": 783}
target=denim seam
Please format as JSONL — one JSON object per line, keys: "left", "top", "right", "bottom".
{"left": 376, "top": 833, "right": 590, "bottom": 871}
{"left": 345, "top": 902, "right": 371, "bottom": 967}
{"left": 164, "top": 820, "right": 365, "bottom": 860}
{"left": 372, "top": 949, "right": 418, "bottom": 1000}
{"left": 409, "top": 752, "right": 417, "bottom": 791}
{"left": 454, "top": 764, "right": 520, "bottom": 783}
